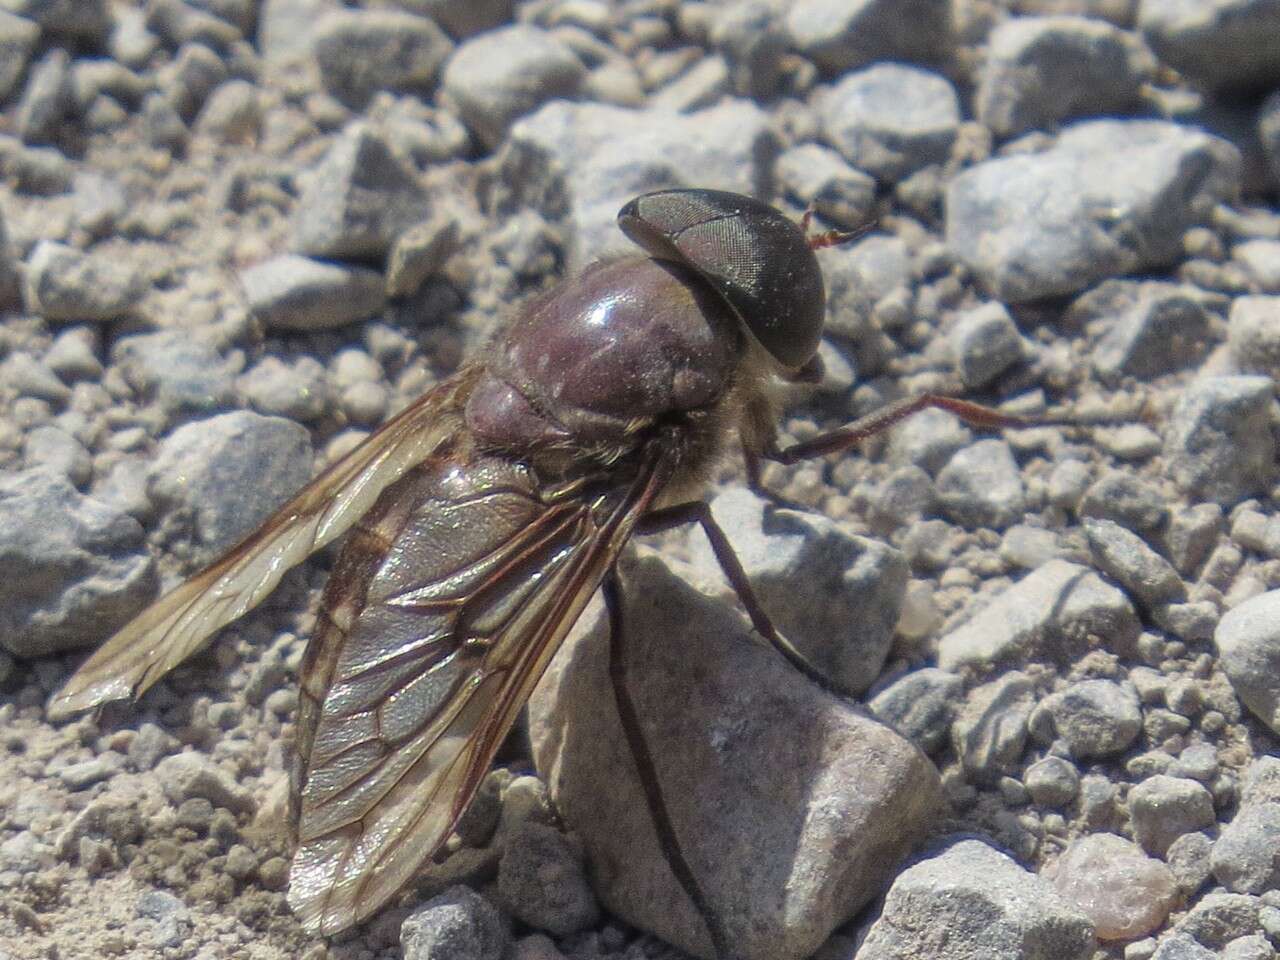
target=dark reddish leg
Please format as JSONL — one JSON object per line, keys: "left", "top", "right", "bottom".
{"left": 766, "top": 393, "right": 1035, "bottom": 465}
{"left": 636, "top": 502, "right": 852, "bottom": 699}
{"left": 603, "top": 572, "right": 733, "bottom": 960}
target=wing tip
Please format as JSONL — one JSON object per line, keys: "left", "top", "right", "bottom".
{"left": 47, "top": 678, "right": 134, "bottom": 722}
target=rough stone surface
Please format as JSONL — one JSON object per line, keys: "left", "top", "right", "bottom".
{"left": 1215, "top": 589, "right": 1280, "bottom": 734}
{"left": 684, "top": 488, "right": 908, "bottom": 696}
{"left": 935, "top": 439, "right": 1025, "bottom": 529}
{"left": 1210, "top": 803, "right": 1280, "bottom": 894}
{"left": 1164, "top": 376, "right": 1277, "bottom": 508}
{"left": 291, "top": 124, "right": 433, "bottom": 260}
{"left": 23, "top": 241, "right": 145, "bottom": 322}
{"left": 938, "top": 559, "right": 1139, "bottom": 671}
{"left": 1139, "top": 0, "right": 1280, "bottom": 94}
{"left": 868, "top": 667, "right": 964, "bottom": 755}
{"left": 400, "top": 886, "right": 509, "bottom": 960}
{"left": 1036, "top": 679, "right": 1142, "bottom": 759}
{"left": 855, "top": 840, "right": 1096, "bottom": 960}
{"left": 442, "top": 25, "right": 585, "bottom": 150}
{"left": 1129, "top": 775, "right": 1217, "bottom": 857}
{"left": 528, "top": 552, "right": 942, "bottom": 960}
{"left": 312, "top": 9, "right": 452, "bottom": 109}
{"left": 785, "top": 0, "right": 952, "bottom": 74}
{"left": 240, "top": 254, "right": 386, "bottom": 331}
{"left": 946, "top": 120, "right": 1241, "bottom": 302}
{"left": 818, "top": 63, "right": 960, "bottom": 183}
{"left": 147, "top": 411, "right": 313, "bottom": 558}
{"left": 0, "top": 469, "right": 157, "bottom": 656}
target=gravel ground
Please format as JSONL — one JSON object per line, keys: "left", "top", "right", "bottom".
{"left": 2, "top": 1, "right": 1280, "bottom": 960}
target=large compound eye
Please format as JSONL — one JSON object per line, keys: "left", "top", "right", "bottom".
{"left": 617, "top": 188, "right": 826, "bottom": 369}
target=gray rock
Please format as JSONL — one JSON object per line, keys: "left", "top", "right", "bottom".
{"left": 868, "top": 667, "right": 963, "bottom": 755}
{"left": 141, "top": 90, "right": 188, "bottom": 153}
{"left": 0, "top": 11, "right": 38, "bottom": 104}
{"left": 23, "top": 241, "right": 146, "bottom": 322}
{"left": 312, "top": 9, "right": 452, "bottom": 109}
{"left": 109, "top": 6, "right": 160, "bottom": 67}
{"left": 153, "top": 752, "right": 256, "bottom": 815}
{"left": 776, "top": 143, "right": 877, "bottom": 231}
{"left": 0, "top": 469, "right": 157, "bottom": 657}
{"left": 1233, "top": 239, "right": 1280, "bottom": 292}
{"left": 501, "top": 99, "right": 777, "bottom": 270}
{"left": 411, "top": 0, "right": 513, "bottom": 40}
{"left": 71, "top": 171, "right": 128, "bottom": 240}
{"left": 885, "top": 405, "right": 972, "bottom": 474}
{"left": 1036, "top": 678, "right": 1142, "bottom": 759}
{"left": 57, "top": 752, "right": 125, "bottom": 789}
{"left": 856, "top": 839, "right": 1095, "bottom": 960}
{"left": 1215, "top": 589, "right": 1280, "bottom": 735}
{"left": 1024, "top": 755, "right": 1080, "bottom": 807}
{"left": 241, "top": 254, "right": 385, "bottom": 331}
{"left": 869, "top": 465, "right": 936, "bottom": 528}
{"left": 946, "top": 120, "right": 1240, "bottom": 302}
{"left": 1165, "top": 375, "right": 1276, "bottom": 508}
{"left": 1, "top": 351, "right": 71, "bottom": 403}
{"left": 256, "top": 0, "right": 339, "bottom": 64}
{"left": 1164, "top": 502, "right": 1222, "bottom": 576}
{"left": 128, "top": 722, "right": 178, "bottom": 771}
{"left": 237, "top": 356, "right": 330, "bottom": 422}
{"left": 1084, "top": 518, "right": 1185, "bottom": 607}
{"left": 1, "top": 0, "right": 108, "bottom": 44}
{"left": 386, "top": 214, "right": 461, "bottom": 298}
{"left": 1092, "top": 286, "right": 1213, "bottom": 383}
{"left": 0, "top": 206, "right": 15, "bottom": 306}
{"left": 1079, "top": 471, "right": 1168, "bottom": 533}
{"left": 1170, "top": 743, "right": 1219, "bottom": 782}
{"left": 1139, "top": 0, "right": 1280, "bottom": 94}
{"left": 162, "top": 42, "right": 226, "bottom": 122}
{"left": 1165, "top": 831, "right": 1214, "bottom": 895}
{"left": 442, "top": 25, "right": 584, "bottom": 150}
{"left": 527, "top": 552, "right": 942, "bottom": 960}
{"left": 111, "top": 329, "right": 238, "bottom": 417}
{"left": 650, "top": 55, "right": 732, "bottom": 113}
{"left": 148, "top": 411, "right": 312, "bottom": 557}
{"left": 1151, "top": 932, "right": 1218, "bottom": 960}
{"left": 684, "top": 488, "right": 907, "bottom": 696}
{"left": 935, "top": 439, "right": 1025, "bottom": 529}
{"left": 1128, "top": 775, "right": 1216, "bottom": 857}
{"left": 146, "top": 0, "right": 242, "bottom": 46}
{"left": 784, "top": 0, "right": 951, "bottom": 75}
{"left": 1263, "top": 91, "right": 1280, "bottom": 189}
{"left": 24, "top": 425, "right": 91, "bottom": 487}
{"left": 44, "top": 328, "right": 103, "bottom": 381}
{"left": 950, "top": 301, "right": 1026, "bottom": 388}
{"left": 1228, "top": 295, "right": 1280, "bottom": 379}
{"left": 401, "top": 886, "right": 509, "bottom": 960}
{"left": 708, "top": 0, "right": 790, "bottom": 99}
{"left": 818, "top": 63, "right": 960, "bottom": 183}
{"left": 194, "top": 79, "right": 260, "bottom": 143}
{"left": 1176, "top": 892, "right": 1265, "bottom": 949}
{"left": 15, "top": 47, "right": 72, "bottom": 144}
{"left": 975, "top": 15, "right": 1149, "bottom": 139}
{"left": 1242, "top": 757, "right": 1280, "bottom": 807}
{"left": 820, "top": 234, "right": 912, "bottom": 343}
{"left": 1211, "top": 803, "right": 1280, "bottom": 894}
{"left": 291, "top": 124, "right": 433, "bottom": 260}
{"left": 952, "top": 671, "right": 1035, "bottom": 781}
{"left": 938, "top": 559, "right": 1139, "bottom": 671}
{"left": 1047, "top": 832, "right": 1178, "bottom": 941}
{"left": 1222, "top": 935, "right": 1275, "bottom": 960}
{"left": 498, "top": 823, "right": 599, "bottom": 937}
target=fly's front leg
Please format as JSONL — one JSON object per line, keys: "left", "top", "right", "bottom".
{"left": 766, "top": 393, "right": 1036, "bottom": 465}
{"left": 603, "top": 573, "right": 732, "bottom": 960}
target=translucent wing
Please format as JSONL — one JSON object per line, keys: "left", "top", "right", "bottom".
{"left": 286, "top": 448, "right": 668, "bottom": 935}
{"left": 49, "top": 373, "right": 476, "bottom": 721}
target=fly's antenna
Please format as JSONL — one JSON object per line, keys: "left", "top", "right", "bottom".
{"left": 800, "top": 204, "right": 879, "bottom": 251}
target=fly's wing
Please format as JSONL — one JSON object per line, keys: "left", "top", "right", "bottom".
{"left": 48, "top": 373, "right": 476, "bottom": 721}
{"left": 287, "top": 449, "right": 669, "bottom": 936}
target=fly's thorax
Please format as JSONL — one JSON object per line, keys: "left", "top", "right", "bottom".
{"left": 463, "top": 256, "right": 745, "bottom": 465}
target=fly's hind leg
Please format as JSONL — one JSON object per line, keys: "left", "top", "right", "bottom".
{"left": 603, "top": 572, "right": 733, "bottom": 960}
